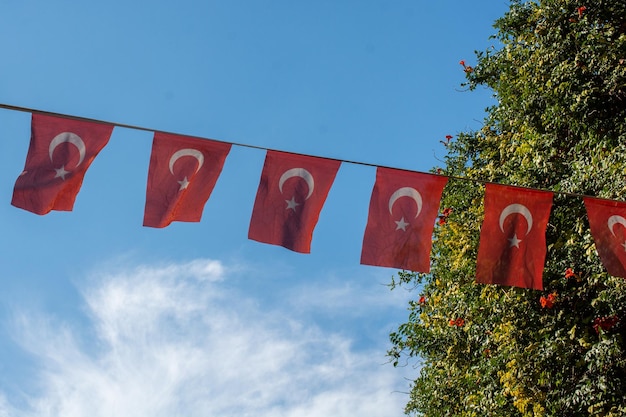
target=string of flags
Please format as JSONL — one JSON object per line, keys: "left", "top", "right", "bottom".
{"left": 5, "top": 108, "right": 626, "bottom": 291}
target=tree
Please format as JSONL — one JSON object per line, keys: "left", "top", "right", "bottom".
{"left": 388, "top": 1, "right": 626, "bottom": 415}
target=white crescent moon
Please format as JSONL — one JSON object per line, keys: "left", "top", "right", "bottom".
{"left": 608, "top": 215, "right": 626, "bottom": 237}
{"left": 499, "top": 203, "right": 533, "bottom": 236}
{"left": 48, "top": 132, "right": 86, "bottom": 167}
{"left": 169, "top": 148, "right": 205, "bottom": 175}
{"left": 279, "top": 168, "right": 314, "bottom": 200}
{"left": 388, "top": 187, "right": 423, "bottom": 218}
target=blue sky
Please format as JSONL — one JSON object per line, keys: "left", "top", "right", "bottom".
{"left": 0, "top": 1, "right": 508, "bottom": 415}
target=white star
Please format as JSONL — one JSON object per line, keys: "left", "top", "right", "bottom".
{"left": 285, "top": 196, "right": 300, "bottom": 211}
{"left": 54, "top": 165, "right": 70, "bottom": 180}
{"left": 508, "top": 234, "right": 522, "bottom": 248}
{"left": 621, "top": 241, "right": 626, "bottom": 252}
{"left": 395, "top": 217, "right": 409, "bottom": 231}
{"left": 178, "top": 176, "right": 190, "bottom": 191}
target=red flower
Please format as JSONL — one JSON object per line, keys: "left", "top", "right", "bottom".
{"left": 418, "top": 295, "right": 426, "bottom": 305}
{"left": 449, "top": 318, "right": 465, "bottom": 327}
{"left": 440, "top": 135, "right": 453, "bottom": 146}
{"left": 540, "top": 293, "right": 557, "bottom": 309}
{"left": 565, "top": 268, "right": 576, "bottom": 279}
{"left": 593, "top": 315, "right": 618, "bottom": 333}
{"left": 438, "top": 207, "right": 453, "bottom": 226}
{"left": 459, "top": 60, "right": 473, "bottom": 72}
{"left": 577, "top": 6, "right": 587, "bottom": 18}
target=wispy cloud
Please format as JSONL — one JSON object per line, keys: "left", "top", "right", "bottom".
{"left": 0, "top": 393, "right": 10, "bottom": 417}
{"left": 285, "top": 273, "right": 413, "bottom": 316}
{"left": 3, "top": 258, "right": 410, "bottom": 417}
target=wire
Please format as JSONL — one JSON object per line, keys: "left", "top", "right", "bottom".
{"left": 0, "top": 102, "right": 621, "bottom": 204}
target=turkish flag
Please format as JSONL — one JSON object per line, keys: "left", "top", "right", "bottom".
{"left": 11, "top": 113, "right": 114, "bottom": 215}
{"left": 360, "top": 168, "right": 448, "bottom": 272}
{"left": 248, "top": 151, "right": 341, "bottom": 253}
{"left": 143, "top": 132, "right": 231, "bottom": 228}
{"left": 476, "top": 184, "right": 553, "bottom": 290}
{"left": 584, "top": 197, "right": 626, "bottom": 278}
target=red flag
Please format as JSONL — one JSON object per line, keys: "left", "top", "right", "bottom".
{"left": 584, "top": 197, "right": 626, "bottom": 278}
{"left": 476, "top": 184, "right": 553, "bottom": 290}
{"left": 143, "top": 133, "right": 231, "bottom": 228}
{"left": 360, "top": 168, "right": 448, "bottom": 272}
{"left": 248, "top": 151, "right": 340, "bottom": 253}
{"left": 11, "top": 113, "right": 113, "bottom": 215}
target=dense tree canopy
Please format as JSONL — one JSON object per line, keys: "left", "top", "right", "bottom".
{"left": 389, "top": 1, "right": 626, "bottom": 415}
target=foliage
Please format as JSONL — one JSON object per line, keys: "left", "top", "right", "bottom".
{"left": 389, "top": 1, "right": 626, "bottom": 415}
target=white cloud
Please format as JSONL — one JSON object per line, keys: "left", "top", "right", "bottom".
{"left": 3, "top": 259, "right": 410, "bottom": 417}
{"left": 286, "top": 273, "right": 413, "bottom": 316}
{"left": 0, "top": 393, "right": 10, "bottom": 417}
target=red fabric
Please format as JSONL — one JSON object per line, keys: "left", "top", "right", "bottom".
{"left": 11, "top": 113, "right": 113, "bottom": 215}
{"left": 143, "top": 133, "right": 231, "bottom": 228}
{"left": 360, "top": 168, "right": 447, "bottom": 272}
{"left": 476, "top": 184, "right": 553, "bottom": 290}
{"left": 248, "top": 151, "right": 340, "bottom": 253}
{"left": 584, "top": 197, "right": 626, "bottom": 278}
